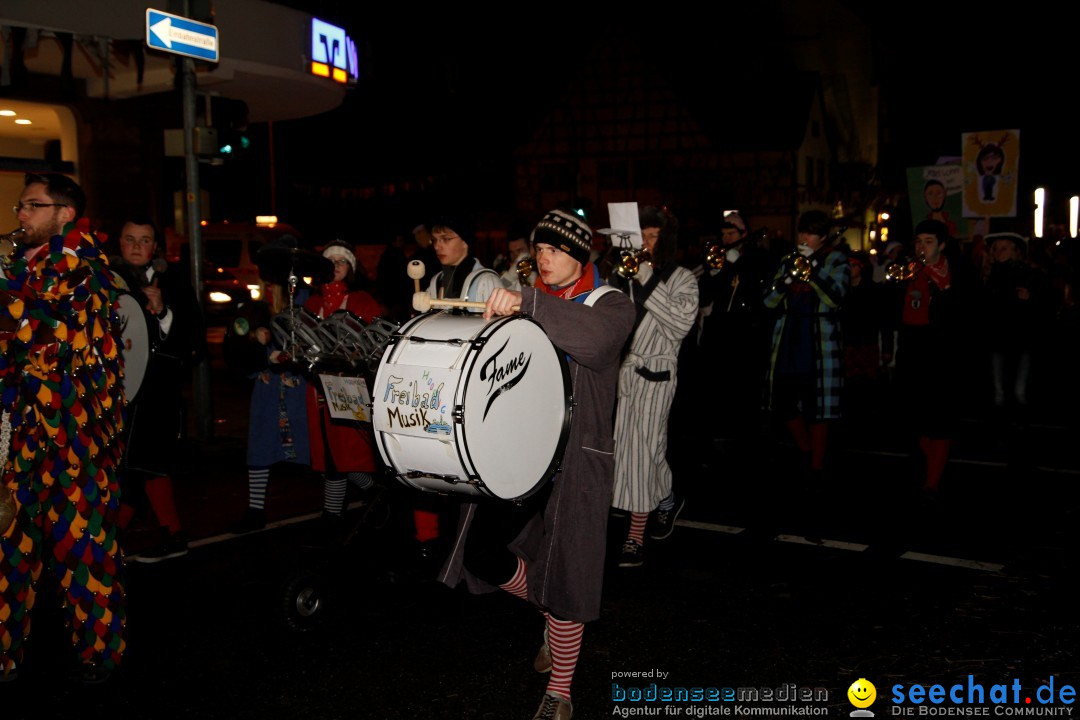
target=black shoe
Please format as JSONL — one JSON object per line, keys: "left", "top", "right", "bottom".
{"left": 78, "top": 662, "right": 113, "bottom": 686}
{"left": 229, "top": 507, "right": 267, "bottom": 534}
{"left": 131, "top": 530, "right": 189, "bottom": 564}
{"left": 650, "top": 496, "right": 686, "bottom": 540}
{"left": 618, "top": 540, "right": 644, "bottom": 568}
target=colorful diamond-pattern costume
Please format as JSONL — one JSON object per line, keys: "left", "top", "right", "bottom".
{"left": 0, "top": 228, "right": 126, "bottom": 677}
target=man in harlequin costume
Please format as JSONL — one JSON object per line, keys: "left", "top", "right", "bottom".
{"left": 0, "top": 173, "right": 126, "bottom": 683}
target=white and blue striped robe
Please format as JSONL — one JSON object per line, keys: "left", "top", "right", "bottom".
{"left": 611, "top": 265, "right": 699, "bottom": 513}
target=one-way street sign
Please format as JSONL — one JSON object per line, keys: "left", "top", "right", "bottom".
{"left": 145, "top": 9, "right": 219, "bottom": 63}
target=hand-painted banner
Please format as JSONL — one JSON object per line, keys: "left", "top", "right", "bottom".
{"left": 372, "top": 368, "right": 454, "bottom": 439}
{"left": 320, "top": 374, "right": 372, "bottom": 423}
{"left": 906, "top": 165, "right": 968, "bottom": 238}
{"left": 962, "top": 129, "right": 1020, "bottom": 218}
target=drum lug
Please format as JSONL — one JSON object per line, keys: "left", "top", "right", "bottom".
{"left": 452, "top": 405, "right": 465, "bottom": 425}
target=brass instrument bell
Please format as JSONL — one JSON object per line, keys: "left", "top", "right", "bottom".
{"left": 516, "top": 256, "right": 537, "bottom": 287}
{"left": 885, "top": 259, "right": 920, "bottom": 283}
{"left": 705, "top": 243, "right": 725, "bottom": 270}
{"left": 790, "top": 254, "right": 813, "bottom": 282}
{"left": 0, "top": 228, "right": 25, "bottom": 265}
{"left": 615, "top": 249, "right": 651, "bottom": 279}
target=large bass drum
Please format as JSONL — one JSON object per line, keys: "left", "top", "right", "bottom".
{"left": 372, "top": 312, "right": 571, "bottom": 500}
{"left": 115, "top": 293, "right": 151, "bottom": 401}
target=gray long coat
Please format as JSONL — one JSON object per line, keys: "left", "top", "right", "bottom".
{"left": 438, "top": 283, "right": 635, "bottom": 623}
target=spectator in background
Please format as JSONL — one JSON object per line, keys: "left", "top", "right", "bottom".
{"left": 984, "top": 232, "right": 1051, "bottom": 424}
{"left": 114, "top": 217, "right": 205, "bottom": 563}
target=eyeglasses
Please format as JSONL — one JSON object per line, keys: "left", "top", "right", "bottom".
{"left": 121, "top": 236, "right": 154, "bottom": 246}
{"left": 331, "top": 258, "right": 351, "bottom": 266}
{"left": 12, "top": 202, "right": 68, "bottom": 215}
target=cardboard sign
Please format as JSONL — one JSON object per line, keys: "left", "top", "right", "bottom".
{"left": 319, "top": 374, "right": 372, "bottom": 423}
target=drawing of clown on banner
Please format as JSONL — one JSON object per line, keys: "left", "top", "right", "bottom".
{"left": 907, "top": 164, "right": 973, "bottom": 239}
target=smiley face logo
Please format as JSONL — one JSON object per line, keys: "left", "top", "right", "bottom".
{"left": 848, "top": 678, "right": 877, "bottom": 709}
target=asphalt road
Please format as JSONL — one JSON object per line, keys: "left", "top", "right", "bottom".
{"left": 3, "top": 344, "right": 1078, "bottom": 720}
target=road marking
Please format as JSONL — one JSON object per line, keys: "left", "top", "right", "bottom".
{"left": 138, "top": 505, "right": 1005, "bottom": 575}
{"left": 677, "top": 520, "right": 1006, "bottom": 572}
{"left": 131, "top": 501, "right": 369, "bottom": 559}
{"left": 900, "top": 551, "right": 1005, "bottom": 573}
{"left": 677, "top": 519, "right": 745, "bottom": 534}
{"left": 775, "top": 534, "right": 869, "bottom": 552}
{"left": 846, "top": 447, "right": 1080, "bottom": 475}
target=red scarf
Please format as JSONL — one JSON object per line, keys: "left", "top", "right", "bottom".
{"left": 534, "top": 262, "right": 599, "bottom": 302}
{"left": 319, "top": 281, "right": 349, "bottom": 318}
{"left": 902, "top": 257, "right": 950, "bottom": 326}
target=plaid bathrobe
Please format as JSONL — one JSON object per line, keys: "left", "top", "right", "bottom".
{"left": 763, "top": 248, "right": 849, "bottom": 421}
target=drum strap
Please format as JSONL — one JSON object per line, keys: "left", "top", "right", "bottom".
{"left": 583, "top": 285, "right": 619, "bottom": 307}
{"left": 462, "top": 267, "right": 499, "bottom": 302}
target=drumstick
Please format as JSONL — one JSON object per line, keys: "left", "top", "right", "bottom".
{"left": 407, "top": 260, "right": 425, "bottom": 294}
{"left": 411, "top": 293, "right": 519, "bottom": 313}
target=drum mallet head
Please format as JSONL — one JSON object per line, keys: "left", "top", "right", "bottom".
{"left": 407, "top": 260, "right": 425, "bottom": 293}
{"left": 412, "top": 291, "right": 433, "bottom": 313}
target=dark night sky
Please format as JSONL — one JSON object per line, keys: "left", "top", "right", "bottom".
{"left": 263, "top": 3, "right": 1080, "bottom": 231}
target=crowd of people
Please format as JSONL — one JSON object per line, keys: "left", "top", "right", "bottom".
{"left": 2, "top": 172, "right": 1077, "bottom": 720}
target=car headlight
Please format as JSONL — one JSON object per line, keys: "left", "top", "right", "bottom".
{"left": 247, "top": 284, "right": 262, "bottom": 300}
{"left": 209, "top": 291, "right": 233, "bottom": 303}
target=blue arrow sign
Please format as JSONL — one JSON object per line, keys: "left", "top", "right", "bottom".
{"left": 145, "top": 9, "right": 219, "bottom": 62}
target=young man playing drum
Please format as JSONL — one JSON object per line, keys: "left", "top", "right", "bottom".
{"left": 439, "top": 208, "right": 635, "bottom": 720}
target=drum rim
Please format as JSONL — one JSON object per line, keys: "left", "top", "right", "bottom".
{"left": 374, "top": 311, "right": 574, "bottom": 501}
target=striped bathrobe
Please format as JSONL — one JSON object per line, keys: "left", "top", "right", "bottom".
{"left": 611, "top": 265, "right": 699, "bottom": 513}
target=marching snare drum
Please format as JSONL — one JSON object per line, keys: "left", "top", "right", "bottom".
{"left": 372, "top": 312, "right": 572, "bottom": 501}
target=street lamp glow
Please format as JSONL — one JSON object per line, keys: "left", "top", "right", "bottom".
{"left": 1034, "top": 188, "right": 1046, "bottom": 238}
{"left": 1071, "top": 196, "right": 1078, "bottom": 239}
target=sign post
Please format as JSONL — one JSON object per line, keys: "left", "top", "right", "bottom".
{"left": 145, "top": 6, "right": 220, "bottom": 439}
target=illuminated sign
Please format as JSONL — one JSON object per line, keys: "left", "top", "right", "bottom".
{"left": 310, "top": 18, "right": 358, "bottom": 84}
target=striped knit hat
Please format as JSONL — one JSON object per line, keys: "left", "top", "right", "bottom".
{"left": 531, "top": 209, "right": 592, "bottom": 266}
{"left": 322, "top": 239, "right": 357, "bottom": 272}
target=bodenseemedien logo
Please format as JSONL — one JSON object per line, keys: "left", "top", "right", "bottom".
{"left": 849, "top": 679, "right": 877, "bottom": 717}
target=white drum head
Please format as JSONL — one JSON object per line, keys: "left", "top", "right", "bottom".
{"left": 115, "top": 293, "right": 150, "bottom": 400}
{"left": 458, "top": 316, "right": 570, "bottom": 500}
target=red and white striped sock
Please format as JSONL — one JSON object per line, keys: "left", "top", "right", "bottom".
{"left": 498, "top": 556, "right": 529, "bottom": 602}
{"left": 627, "top": 512, "right": 648, "bottom": 546}
{"left": 545, "top": 616, "right": 584, "bottom": 702}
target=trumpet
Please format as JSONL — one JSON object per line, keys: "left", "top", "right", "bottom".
{"left": 790, "top": 254, "right": 814, "bottom": 282}
{"left": 885, "top": 257, "right": 922, "bottom": 283}
{"left": 783, "top": 226, "right": 847, "bottom": 283}
{"left": 706, "top": 227, "right": 768, "bottom": 270}
{"left": 614, "top": 248, "right": 651, "bottom": 279}
{"left": 885, "top": 259, "right": 920, "bottom": 280}
{"left": 705, "top": 243, "right": 725, "bottom": 270}
{"left": 516, "top": 256, "right": 537, "bottom": 287}
{"left": 0, "top": 227, "right": 25, "bottom": 262}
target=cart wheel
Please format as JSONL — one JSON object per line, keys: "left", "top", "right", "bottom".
{"left": 282, "top": 573, "right": 327, "bottom": 632}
